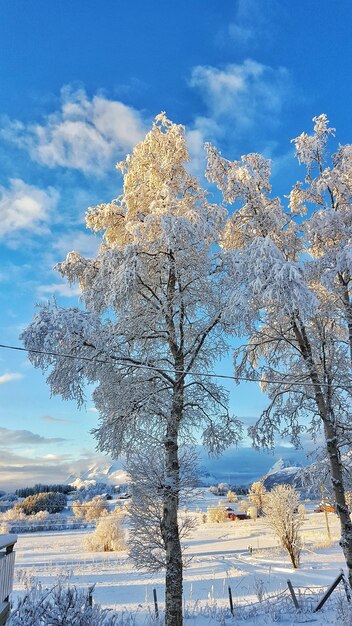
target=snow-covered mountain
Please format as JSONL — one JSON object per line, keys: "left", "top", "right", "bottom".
{"left": 66, "top": 448, "right": 310, "bottom": 491}
{"left": 66, "top": 462, "right": 130, "bottom": 489}
{"left": 261, "top": 458, "right": 303, "bottom": 490}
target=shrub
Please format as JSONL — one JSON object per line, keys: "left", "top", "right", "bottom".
{"left": 8, "top": 580, "right": 119, "bottom": 626}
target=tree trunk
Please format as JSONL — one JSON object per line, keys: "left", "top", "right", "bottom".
{"left": 163, "top": 387, "right": 183, "bottom": 626}
{"left": 293, "top": 319, "right": 352, "bottom": 585}
{"left": 323, "top": 420, "right": 352, "bottom": 586}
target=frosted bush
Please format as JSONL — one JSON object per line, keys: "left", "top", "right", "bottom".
{"left": 8, "top": 581, "right": 131, "bottom": 625}
{"left": 85, "top": 512, "right": 126, "bottom": 552}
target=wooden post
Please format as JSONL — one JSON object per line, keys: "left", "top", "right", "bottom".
{"left": 314, "top": 573, "right": 344, "bottom": 612}
{"left": 153, "top": 588, "right": 159, "bottom": 618}
{"left": 228, "top": 585, "right": 234, "bottom": 615}
{"left": 287, "top": 580, "right": 300, "bottom": 610}
{"left": 87, "top": 585, "right": 95, "bottom": 607}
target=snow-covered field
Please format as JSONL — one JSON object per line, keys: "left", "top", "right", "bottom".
{"left": 11, "top": 493, "right": 350, "bottom": 624}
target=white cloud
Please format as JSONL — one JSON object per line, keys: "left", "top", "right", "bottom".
{"left": 226, "top": 0, "right": 280, "bottom": 48}
{"left": 190, "top": 59, "right": 289, "bottom": 131}
{"left": 42, "top": 415, "right": 72, "bottom": 424}
{"left": 187, "top": 59, "right": 290, "bottom": 169}
{"left": 38, "top": 282, "right": 81, "bottom": 298}
{"left": 53, "top": 231, "right": 100, "bottom": 259}
{"left": 0, "top": 372, "right": 23, "bottom": 385}
{"left": 0, "top": 426, "right": 66, "bottom": 445}
{"left": 0, "top": 179, "right": 58, "bottom": 237}
{"left": 3, "top": 87, "right": 146, "bottom": 175}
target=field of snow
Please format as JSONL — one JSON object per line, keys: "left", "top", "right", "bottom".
{"left": 11, "top": 492, "right": 351, "bottom": 624}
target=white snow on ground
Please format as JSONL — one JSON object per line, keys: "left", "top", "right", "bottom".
{"left": 11, "top": 491, "right": 350, "bottom": 624}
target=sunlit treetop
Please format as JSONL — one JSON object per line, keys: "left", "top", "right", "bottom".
{"left": 85, "top": 112, "right": 219, "bottom": 248}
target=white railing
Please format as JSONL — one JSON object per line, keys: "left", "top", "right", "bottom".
{"left": 0, "top": 534, "right": 17, "bottom": 626}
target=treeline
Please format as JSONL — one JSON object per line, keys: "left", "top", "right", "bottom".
{"left": 15, "top": 483, "right": 76, "bottom": 498}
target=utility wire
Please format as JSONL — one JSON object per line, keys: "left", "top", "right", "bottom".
{"left": 0, "top": 342, "right": 347, "bottom": 389}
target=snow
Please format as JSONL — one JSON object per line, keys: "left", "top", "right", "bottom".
{"left": 10, "top": 493, "right": 350, "bottom": 624}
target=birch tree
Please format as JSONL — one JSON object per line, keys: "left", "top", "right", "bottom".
{"left": 206, "top": 115, "right": 352, "bottom": 585}
{"left": 264, "top": 485, "right": 304, "bottom": 568}
{"left": 21, "top": 113, "right": 241, "bottom": 625}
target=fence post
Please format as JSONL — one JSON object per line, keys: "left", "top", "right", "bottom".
{"left": 228, "top": 585, "right": 234, "bottom": 615}
{"left": 287, "top": 580, "right": 300, "bottom": 610}
{"left": 87, "top": 584, "right": 95, "bottom": 607}
{"left": 314, "top": 573, "right": 344, "bottom": 612}
{"left": 153, "top": 588, "right": 159, "bottom": 618}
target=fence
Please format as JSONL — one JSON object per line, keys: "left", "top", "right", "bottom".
{"left": 0, "top": 534, "right": 17, "bottom": 626}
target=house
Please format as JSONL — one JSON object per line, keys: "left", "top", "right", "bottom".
{"left": 225, "top": 507, "right": 249, "bottom": 521}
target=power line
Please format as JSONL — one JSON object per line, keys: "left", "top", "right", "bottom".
{"left": 0, "top": 342, "right": 346, "bottom": 389}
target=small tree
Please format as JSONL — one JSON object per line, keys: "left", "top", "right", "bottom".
{"left": 127, "top": 444, "right": 198, "bottom": 572}
{"left": 264, "top": 485, "right": 304, "bottom": 568}
{"left": 207, "top": 504, "right": 228, "bottom": 523}
{"left": 217, "top": 482, "right": 230, "bottom": 496}
{"left": 248, "top": 481, "right": 267, "bottom": 516}
{"left": 227, "top": 490, "right": 237, "bottom": 503}
{"left": 239, "top": 499, "right": 250, "bottom": 514}
{"left": 247, "top": 505, "right": 257, "bottom": 521}
{"left": 72, "top": 496, "right": 109, "bottom": 521}
{"left": 85, "top": 512, "right": 125, "bottom": 552}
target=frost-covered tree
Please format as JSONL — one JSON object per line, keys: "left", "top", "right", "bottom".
{"left": 85, "top": 511, "right": 125, "bottom": 552}
{"left": 16, "top": 492, "right": 67, "bottom": 515}
{"left": 207, "top": 504, "right": 228, "bottom": 523}
{"left": 264, "top": 485, "right": 304, "bottom": 568}
{"left": 206, "top": 114, "right": 352, "bottom": 585}
{"left": 248, "top": 481, "right": 267, "bottom": 517}
{"left": 127, "top": 443, "right": 198, "bottom": 571}
{"left": 21, "top": 113, "right": 241, "bottom": 626}
{"left": 72, "top": 495, "right": 109, "bottom": 521}
{"left": 227, "top": 490, "right": 237, "bottom": 503}
{"left": 217, "top": 482, "right": 230, "bottom": 496}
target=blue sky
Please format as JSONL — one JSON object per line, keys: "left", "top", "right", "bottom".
{"left": 0, "top": 0, "right": 350, "bottom": 490}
